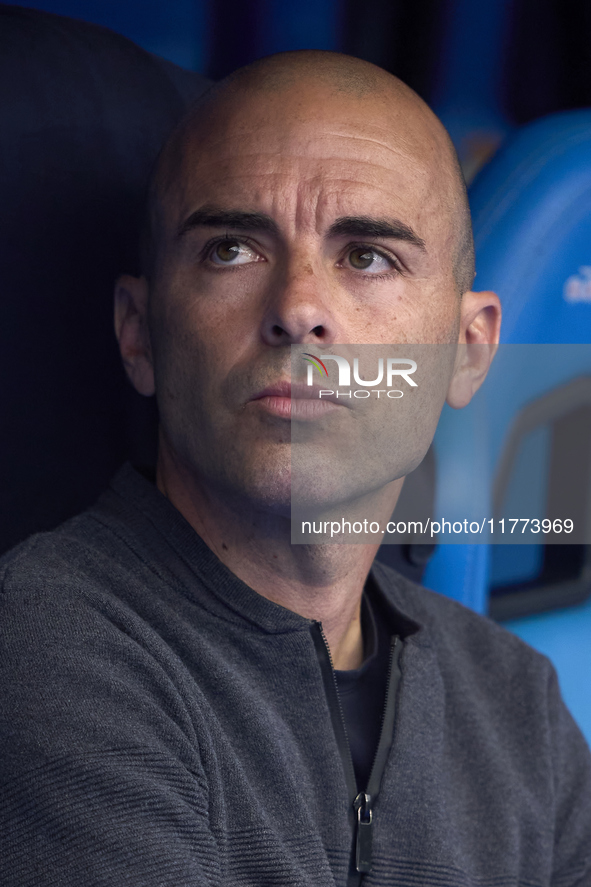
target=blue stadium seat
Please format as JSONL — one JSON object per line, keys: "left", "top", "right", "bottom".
{"left": 423, "top": 110, "right": 591, "bottom": 743}
{"left": 471, "top": 109, "right": 591, "bottom": 346}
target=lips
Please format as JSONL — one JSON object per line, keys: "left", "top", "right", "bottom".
{"left": 249, "top": 380, "right": 345, "bottom": 418}
{"left": 252, "top": 381, "right": 337, "bottom": 401}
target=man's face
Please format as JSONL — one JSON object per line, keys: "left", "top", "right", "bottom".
{"left": 143, "top": 85, "right": 467, "bottom": 512}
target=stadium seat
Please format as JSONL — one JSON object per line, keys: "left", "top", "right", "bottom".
{"left": 0, "top": 4, "right": 210, "bottom": 555}
{"left": 421, "top": 110, "right": 591, "bottom": 743}
{"left": 424, "top": 109, "right": 591, "bottom": 615}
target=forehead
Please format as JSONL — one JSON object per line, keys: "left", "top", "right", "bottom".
{"left": 164, "top": 94, "right": 450, "bottom": 236}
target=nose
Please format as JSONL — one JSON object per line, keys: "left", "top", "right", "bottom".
{"left": 260, "top": 257, "right": 341, "bottom": 346}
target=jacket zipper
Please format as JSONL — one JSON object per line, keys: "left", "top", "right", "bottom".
{"left": 355, "top": 636, "right": 401, "bottom": 873}
{"left": 310, "top": 622, "right": 358, "bottom": 800}
{"left": 310, "top": 622, "right": 402, "bottom": 882}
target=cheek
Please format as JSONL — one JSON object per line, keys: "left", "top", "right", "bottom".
{"left": 147, "top": 283, "right": 204, "bottom": 403}
{"left": 148, "top": 277, "right": 262, "bottom": 407}
{"left": 364, "top": 279, "right": 460, "bottom": 345}
{"left": 416, "top": 296, "right": 460, "bottom": 343}
{"left": 163, "top": 257, "right": 269, "bottom": 335}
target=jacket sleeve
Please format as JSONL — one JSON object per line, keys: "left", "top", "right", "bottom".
{"left": 0, "top": 564, "right": 221, "bottom": 887}
{"left": 548, "top": 665, "right": 591, "bottom": 887}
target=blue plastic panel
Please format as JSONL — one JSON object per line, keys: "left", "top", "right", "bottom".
{"left": 470, "top": 110, "right": 591, "bottom": 344}
{"left": 503, "top": 597, "right": 591, "bottom": 746}
{"left": 427, "top": 112, "right": 591, "bottom": 612}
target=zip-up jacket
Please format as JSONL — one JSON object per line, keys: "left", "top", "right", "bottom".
{"left": 1, "top": 463, "right": 590, "bottom": 886}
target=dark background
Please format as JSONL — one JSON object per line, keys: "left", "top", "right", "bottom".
{"left": 13, "top": 0, "right": 591, "bottom": 181}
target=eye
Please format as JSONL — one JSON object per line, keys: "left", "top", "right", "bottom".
{"left": 209, "top": 238, "right": 261, "bottom": 265}
{"left": 346, "top": 247, "right": 394, "bottom": 274}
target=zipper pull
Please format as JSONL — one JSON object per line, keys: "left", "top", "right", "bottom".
{"left": 353, "top": 791, "right": 373, "bottom": 873}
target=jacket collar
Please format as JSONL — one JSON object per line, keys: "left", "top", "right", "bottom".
{"left": 96, "top": 462, "right": 427, "bottom": 644}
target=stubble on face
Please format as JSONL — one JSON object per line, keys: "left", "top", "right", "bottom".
{"left": 145, "top": 53, "right": 472, "bottom": 515}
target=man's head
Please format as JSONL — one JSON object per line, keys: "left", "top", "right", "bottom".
{"left": 142, "top": 52, "right": 475, "bottom": 299}
{"left": 115, "top": 50, "right": 500, "bottom": 514}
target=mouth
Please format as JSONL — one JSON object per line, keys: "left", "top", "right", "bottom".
{"left": 249, "top": 381, "right": 346, "bottom": 420}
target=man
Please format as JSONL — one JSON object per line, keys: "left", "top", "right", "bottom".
{"left": 1, "top": 51, "right": 590, "bottom": 887}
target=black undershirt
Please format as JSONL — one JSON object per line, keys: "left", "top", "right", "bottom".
{"left": 334, "top": 592, "right": 392, "bottom": 792}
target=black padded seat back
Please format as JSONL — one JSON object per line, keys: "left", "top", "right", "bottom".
{"left": 0, "top": 5, "right": 211, "bottom": 553}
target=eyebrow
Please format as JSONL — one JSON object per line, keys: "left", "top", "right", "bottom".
{"left": 178, "top": 207, "right": 279, "bottom": 238}
{"left": 328, "top": 216, "right": 426, "bottom": 250}
{"left": 177, "top": 207, "right": 426, "bottom": 251}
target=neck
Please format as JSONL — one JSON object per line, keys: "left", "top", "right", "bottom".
{"left": 156, "top": 444, "right": 403, "bottom": 670}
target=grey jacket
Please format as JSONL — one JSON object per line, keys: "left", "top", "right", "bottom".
{"left": 1, "top": 463, "right": 590, "bottom": 886}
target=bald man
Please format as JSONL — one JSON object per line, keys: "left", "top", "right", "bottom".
{"left": 1, "top": 52, "right": 590, "bottom": 887}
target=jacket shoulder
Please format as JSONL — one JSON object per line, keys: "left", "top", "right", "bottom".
{"left": 372, "top": 559, "right": 555, "bottom": 690}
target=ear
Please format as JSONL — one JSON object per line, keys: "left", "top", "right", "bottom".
{"left": 114, "top": 274, "right": 155, "bottom": 397}
{"left": 446, "top": 290, "right": 502, "bottom": 409}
